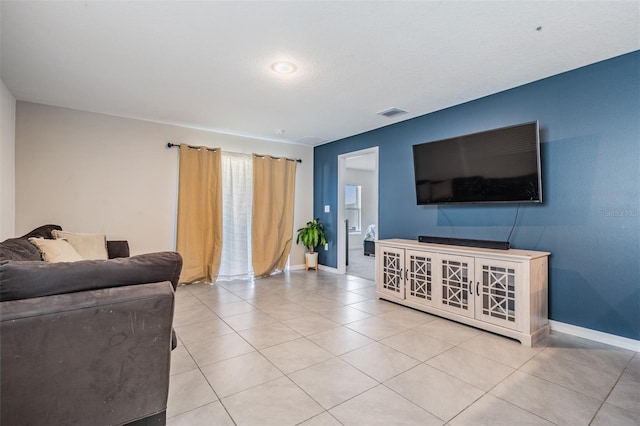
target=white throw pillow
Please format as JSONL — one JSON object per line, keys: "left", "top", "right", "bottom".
{"left": 52, "top": 230, "right": 108, "bottom": 260}
{"left": 28, "top": 238, "right": 84, "bottom": 263}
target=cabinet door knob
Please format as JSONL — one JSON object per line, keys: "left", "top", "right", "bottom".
{"left": 476, "top": 282, "right": 479, "bottom": 296}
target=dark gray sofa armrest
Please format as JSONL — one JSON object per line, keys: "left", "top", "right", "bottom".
{"left": 0, "top": 282, "right": 175, "bottom": 426}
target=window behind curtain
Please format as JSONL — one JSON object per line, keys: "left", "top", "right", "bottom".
{"left": 218, "top": 152, "right": 253, "bottom": 280}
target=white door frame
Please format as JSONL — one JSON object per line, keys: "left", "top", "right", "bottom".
{"left": 337, "top": 147, "right": 379, "bottom": 275}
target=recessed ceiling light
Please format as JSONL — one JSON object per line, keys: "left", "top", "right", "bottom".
{"left": 271, "top": 61, "right": 297, "bottom": 74}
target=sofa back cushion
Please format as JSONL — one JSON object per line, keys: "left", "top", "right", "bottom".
{"left": 0, "top": 251, "right": 183, "bottom": 302}
{"left": 0, "top": 225, "right": 64, "bottom": 262}
{"left": 51, "top": 230, "right": 109, "bottom": 260}
{"left": 0, "top": 238, "right": 42, "bottom": 262}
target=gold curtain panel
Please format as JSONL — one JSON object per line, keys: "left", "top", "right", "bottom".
{"left": 251, "top": 155, "right": 297, "bottom": 277}
{"left": 176, "top": 144, "right": 223, "bottom": 283}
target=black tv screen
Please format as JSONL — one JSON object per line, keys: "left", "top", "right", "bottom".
{"left": 413, "top": 121, "right": 542, "bottom": 204}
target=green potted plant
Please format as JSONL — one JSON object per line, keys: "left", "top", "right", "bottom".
{"left": 296, "top": 218, "right": 327, "bottom": 270}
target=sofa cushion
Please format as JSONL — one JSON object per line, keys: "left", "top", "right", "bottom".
{"left": 52, "top": 230, "right": 108, "bottom": 260}
{"left": 0, "top": 238, "right": 42, "bottom": 261}
{"left": 0, "top": 252, "right": 183, "bottom": 302}
{"left": 28, "top": 238, "right": 84, "bottom": 263}
{"left": 0, "top": 225, "right": 63, "bottom": 262}
{"left": 107, "top": 241, "right": 130, "bottom": 259}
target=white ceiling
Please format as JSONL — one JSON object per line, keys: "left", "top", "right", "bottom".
{"left": 1, "top": 1, "right": 638, "bottom": 146}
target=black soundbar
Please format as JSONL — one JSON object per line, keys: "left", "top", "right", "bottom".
{"left": 418, "top": 236, "right": 510, "bottom": 250}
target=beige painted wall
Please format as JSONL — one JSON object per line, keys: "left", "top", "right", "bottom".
{"left": 15, "top": 102, "right": 313, "bottom": 266}
{"left": 0, "top": 79, "right": 16, "bottom": 240}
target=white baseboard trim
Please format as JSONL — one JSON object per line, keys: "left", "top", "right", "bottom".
{"left": 549, "top": 320, "right": 640, "bottom": 352}
{"left": 288, "top": 264, "right": 340, "bottom": 273}
{"left": 318, "top": 265, "right": 339, "bottom": 274}
{"left": 283, "top": 270, "right": 638, "bottom": 351}
{"left": 288, "top": 264, "right": 306, "bottom": 271}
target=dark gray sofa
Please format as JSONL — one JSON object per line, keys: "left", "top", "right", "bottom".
{"left": 0, "top": 225, "right": 182, "bottom": 426}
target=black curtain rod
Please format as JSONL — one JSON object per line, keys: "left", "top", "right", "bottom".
{"left": 167, "top": 142, "right": 216, "bottom": 151}
{"left": 167, "top": 142, "right": 302, "bottom": 163}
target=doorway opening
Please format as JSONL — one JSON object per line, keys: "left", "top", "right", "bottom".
{"left": 337, "top": 147, "right": 379, "bottom": 281}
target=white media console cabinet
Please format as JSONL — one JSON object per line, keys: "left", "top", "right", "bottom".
{"left": 375, "top": 239, "right": 550, "bottom": 346}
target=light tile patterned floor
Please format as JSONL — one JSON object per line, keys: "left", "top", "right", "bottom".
{"left": 167, "top": 271, "right": 640, "bottom": 426}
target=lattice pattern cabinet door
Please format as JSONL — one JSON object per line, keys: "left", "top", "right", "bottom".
{"left": 405, "top": 250, "right": 437, "bottom": 307}
{"left": 475, "top": 259, "right": 521, "bottom": 330}
{"left": 439, "top": 254, "right": 475, "bottom": 318}
{"left": 377, "top": 245, "right": 405, "bottom": 299}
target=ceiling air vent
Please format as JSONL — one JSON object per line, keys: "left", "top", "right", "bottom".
{"left": 377, "top": 107, "right": 408, "bottom": 118}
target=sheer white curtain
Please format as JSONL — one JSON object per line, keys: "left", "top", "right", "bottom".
{"left": 217, "top": 152, "right": 253, "bottom": 280}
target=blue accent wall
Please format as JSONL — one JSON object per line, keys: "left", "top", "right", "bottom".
{"left": 314, "top": 51, "right": 640, "bottom": 340}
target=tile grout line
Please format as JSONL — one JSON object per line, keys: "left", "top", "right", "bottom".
{"left": 586, "top": 354, "right": 637, "bottom": 425}
{"left": 174, "top": 272, "right": 638, "bottom": 425}
{"left": 219, "top": 277, "right": 381, "bottom": 424}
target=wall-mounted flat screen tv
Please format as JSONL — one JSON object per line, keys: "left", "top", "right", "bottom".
{"left": 413, "top": 121, "right": 542, "bottom": 204}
